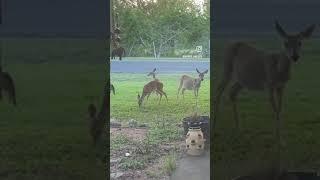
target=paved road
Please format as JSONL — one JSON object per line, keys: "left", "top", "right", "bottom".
{"left": 110, "top": 59, "right": 210, "bottom": 73}
{"left": 170, "top": 150, "right": 210, "bottom": 180}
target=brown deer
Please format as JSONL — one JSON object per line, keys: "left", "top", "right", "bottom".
{"left": 87, "top": 83, "right": 108, "bottom": 146}
{"left": 177, "top": 68, "right": 208, "bottom": 99}
{"left": 137, "top": 80, "right": 167, "bottom": 107}
{"left": 146, "top": 68, "right": 161, "bottom": 100}
{"left": 213, "top": 21, "right": 315, "bottom": 144}
{"left": 0, "top": 66, "right": 17, "bottom": 106}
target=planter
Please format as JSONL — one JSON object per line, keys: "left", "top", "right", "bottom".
{"left": 182, "top": 115, "right": 210, "bottom": 141}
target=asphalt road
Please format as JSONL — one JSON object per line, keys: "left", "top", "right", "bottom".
{"left": 110, "top": 59, "right": 210, "bottom": 73}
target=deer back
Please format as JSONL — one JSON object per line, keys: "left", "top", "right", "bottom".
{"left": 143, "top": 80, "right": 162, "bottom": 94}
{"left": 229, "top": 42, "right": 291, "bottom": 90}
{"left": 181, "top": 75, "right": 197, "bottom": 90}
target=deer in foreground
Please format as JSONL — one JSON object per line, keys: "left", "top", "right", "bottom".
{"left": 0, "top": 67, "right": 17, "bottom": 106}
{"left": 87, "top": 83, "right": 108, "bottom": 146}
{"left": 213, "top": 21, "right": 315, "bottom": 145}
{"left": 177, "top": 68, "right": 208, "bottom": 99}
{"left": 137, "top": 80, "right": 167, "bottom": 107}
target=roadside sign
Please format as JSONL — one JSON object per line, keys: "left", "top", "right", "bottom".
{"left": 196, "top": 46, "right": 202, "bottom": 53}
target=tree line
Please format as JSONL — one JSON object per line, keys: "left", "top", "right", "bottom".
{"left": 112, "top": 0, "right": 210, "bottom": 58}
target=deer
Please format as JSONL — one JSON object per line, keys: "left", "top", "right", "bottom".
{"left": 213, "top": 20, "right": 316, "bottom": 149}
{"left": 177, "top": 68, "right": 208, "bottom": 99}
{"left": 0, "top": 66, "right": 17, "bottom": 106}
{"left": 137, "top": 80, "right": 167, "bottom": 107}
{"left": 87, "top": 83, "right": 108, "bottom": 146}
{"left": 146, "top": 68, "right": 161, "bottom": 100}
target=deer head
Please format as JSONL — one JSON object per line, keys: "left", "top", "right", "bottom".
{"left": 275, "top": 20, "right": 315, "bottom": 62}
{"left": 147, "top": 68, "right": 157, "bottom": 79}
{"left": 196, "top": 68, "right": 208, "bottom": 81}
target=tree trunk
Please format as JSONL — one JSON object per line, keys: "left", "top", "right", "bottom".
{"left": 128, "top": 42, "right": 135, "bottom": 57}
{"left": 153, "top": 41, "right": 157, "bottom": 58}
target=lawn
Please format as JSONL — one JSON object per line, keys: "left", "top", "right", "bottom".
{"left": 0, "top": 38, "right": 107, "bottom": 180}
{"left": 212, "top": 38, "right": 320, "bottom": 179}
{"left": 110, "top": 72, "right": 210, "bottom": 178}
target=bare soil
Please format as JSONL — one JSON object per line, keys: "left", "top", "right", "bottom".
{"left": 110, "top": 127, "right": 186, "bottom": 180}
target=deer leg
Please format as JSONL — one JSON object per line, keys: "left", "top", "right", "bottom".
{"left": 276, "top": 86, "right": 284, "bottom": 145}
{"left": 229, "top": 83, "right": 242, "bottom": 129}
{"left": 271, "top": 86, "right": 285, "bottom": 172}
{"left": 159, "top": 90, "right": 168, "bottom": 102}
{"left": 213, "top": 79, "right": 229, "bottom": 130}
{"left": 177, "top": 86, "right": 182, "bottom": 99}
{"left": 146, "top": 93, "right": 151, "bottom": 101}
{"left": 182, "top": 88, "right": 186, "bottom": 99}
{"left": 156, "top": 90, "right": 163, "bottom": 104}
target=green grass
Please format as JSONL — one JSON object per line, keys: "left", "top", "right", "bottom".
{"left": 111, "top": 73, "right": 210, "bottom": 123}
{"left": 213, "top": 38, "right": 320, "bottom": 179}
{"left": 110, "top": 72, "right": 210, "bottom": 172}
{"left": 0, "top": 39, "right": 107, "bottom": 180}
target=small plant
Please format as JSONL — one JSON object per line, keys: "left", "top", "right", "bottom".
{"left": 119, "top": 158, "right": 145, "bottom": 170}
{"left": 163, "top": 152, "right": 176, "bottom": 175}
{"left": 111, "top": 134, "right": 130, "bottom": 151}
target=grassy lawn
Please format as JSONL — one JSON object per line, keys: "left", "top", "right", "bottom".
{"left": 213, "top": 38, "right": 320, "bottom": 179}
{"left": 0, "top": 39, "right": 107, "bottom": 180}
{"left": 110, "top": 72, "right": 210, "bottom": 177}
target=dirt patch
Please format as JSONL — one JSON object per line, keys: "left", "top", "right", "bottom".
{"left": 110, "top": 127, "right": 148, "bottom": 142}
{"left": 110, "top": 127, "right": 186, "bottom": 180}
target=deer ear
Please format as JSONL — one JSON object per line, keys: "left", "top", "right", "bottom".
{"left": 275, "top": 20, "right": 288, "bottom": 38}
{"left": 203, "top": 69, "right": 208, "bottom": 74}
{"left": 153, "top": 68, "right": 156, "bottom": 72}
{"left": 196, "top": 68, "right": 200, "bottom": 73}
{"left": 299, "top": 24, "right": 316, "bottom": 39}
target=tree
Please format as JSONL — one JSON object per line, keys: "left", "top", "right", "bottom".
{"left": 112, "top": 0, "right": 210, "bottom": 58}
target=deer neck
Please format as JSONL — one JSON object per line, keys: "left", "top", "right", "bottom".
{"left": 193, "top": 78, "right": 201, "bottom": 88}
{"left": 270, "top": 52, "right": 292, "bottom": 83}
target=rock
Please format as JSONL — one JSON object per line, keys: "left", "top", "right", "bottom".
{"left": 138, "top": 123, "right": 148, "bottom": 128}
{"left": 110, "top": 120, "right": 122, "bottom": 128}
{"left": 110, "top": 158, "right": 121, "bottom": 165}
{"left": 110, "top": 172, "right": 124, "bottom": 179}
{"left": 129, "top": 119, "right": 138, "bottom": 128}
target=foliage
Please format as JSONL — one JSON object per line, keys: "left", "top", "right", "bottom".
{"left": 112, "top": 0, "right": 209, "bottom": 58}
